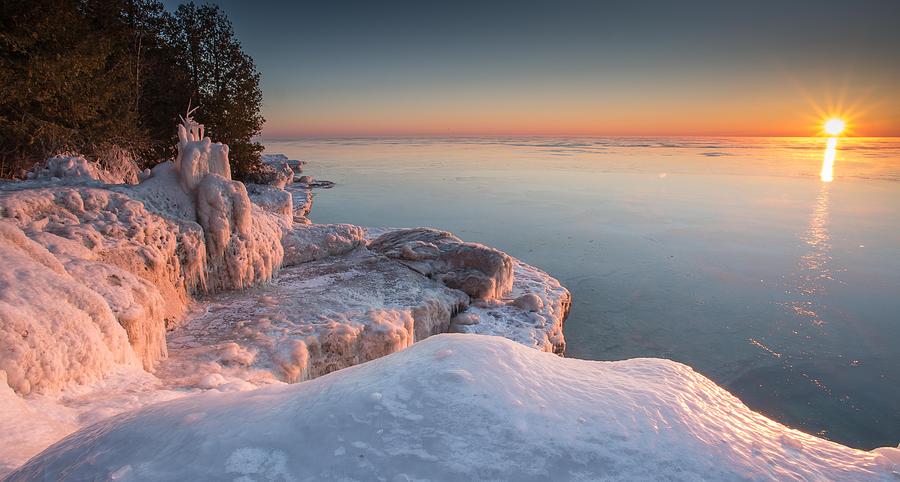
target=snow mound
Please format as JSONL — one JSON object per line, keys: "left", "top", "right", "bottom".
{"left": 370, "top": 227, "right": 514, "bottom": 300}
{"left": 0, "top": 222, "right": 138, "bottom": 395}
{"left": 161, "top": 249, "right": 468, "bottom": 385}
{"left": 9, "top": 335, "right": 896, "bottom": 481}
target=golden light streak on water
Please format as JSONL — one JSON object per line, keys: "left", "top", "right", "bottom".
{"left": 820, "top": 137, "right": 837, "bottom": 182}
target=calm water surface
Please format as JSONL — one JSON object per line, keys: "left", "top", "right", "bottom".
{"left": 265, "top": 137, "right": 900, "bottom": 450}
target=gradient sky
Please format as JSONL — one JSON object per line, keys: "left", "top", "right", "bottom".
{"left": 164, "top": 0, "right": 900, "bottom": 137}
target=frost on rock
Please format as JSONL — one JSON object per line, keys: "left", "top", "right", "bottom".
{"left": 0, "top": 222, "right": 138, "bottom": 395}
{"left": 369, "top": 228, "right": 514, "bottom": 300}
{"left": 161, "top": 249, "right": 467, "bottom": 386}
{"left": 9, "top": 335, "right": 897, "bottom": 482}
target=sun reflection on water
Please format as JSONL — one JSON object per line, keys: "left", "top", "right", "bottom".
{"left": 820, "top": 137, "right": 837, "bottom": 182}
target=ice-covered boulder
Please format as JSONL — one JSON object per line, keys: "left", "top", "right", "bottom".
{"left": 246, "top": 183, "right": 293, "bottom": 219}
{"left": 369, "top": 228, "right": 514, "bottom": 300}
{"left": 451, "top": 258, "right": 570, "bottom": 354}
{"left": 0, "top": 186, "right": 206, "bottom": 320}
{"left": 249, "top": 157, "right": 294, "bottom": 189}
{"left": 0, "top": 222, "right": 138, "bottom": 395}
{"left": 9, "top": 335, "right": 897, "bottom": 481}
{"left": 283, "top": 183, "right": 314, "bottom": 224}
{"left": 282, "top": 224, "right": 367, "bottom": 266}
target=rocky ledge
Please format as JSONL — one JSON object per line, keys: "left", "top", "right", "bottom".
{"left": 0, "top": 119, "right": 570, "bottom": 474}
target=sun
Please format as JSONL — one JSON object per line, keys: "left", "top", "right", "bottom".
{"left": 824, "top": 118, "right": 846, "bottom": 136}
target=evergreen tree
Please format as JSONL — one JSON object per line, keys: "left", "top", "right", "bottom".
{"left": 0, "top": 0, "right": 265, "bottom": 180}
{"left": 0, "top": 0, "right": 143, "bottom": 177}
{"left": 167, "top": 2, "right": 265, "bottom": 180}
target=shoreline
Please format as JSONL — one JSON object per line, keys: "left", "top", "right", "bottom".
{"left": 0, "top": 147, "right": 897, "bottom": 478}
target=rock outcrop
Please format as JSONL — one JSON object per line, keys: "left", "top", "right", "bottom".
{"left": 369, "top": 228, "right": 514, "bottom": 300}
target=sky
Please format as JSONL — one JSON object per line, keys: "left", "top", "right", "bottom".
{"left": 164, "top": 0, "right": 900, "bottom": 137}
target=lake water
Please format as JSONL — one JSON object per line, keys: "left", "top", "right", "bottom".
{"left": 264, "top": 137, "right": 900, "bottom": 450}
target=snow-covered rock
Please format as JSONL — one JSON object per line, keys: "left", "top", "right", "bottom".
{"left": 8, "top": 335, "right": 897, "bottom": 481}
{"left": 451, "top": 258, "right": 570, "bottom": 354}
{"left": 0, "top": 221, "right": 138, "bottom": 395}
{"left": 162, "top": 248, "right": 468, "bottom": 385}
{"left": 282, "top": 223, "right": 367, "bottom": 266}
{"left": 370, "top": 227, "right": 514, "bottom": 300}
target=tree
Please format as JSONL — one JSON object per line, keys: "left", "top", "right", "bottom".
{"left": 167, "top": 2, "right": 265, "bottom": 180}
{"left": 0, "top": 0, "right": 265, "bottom": 179}
{"left": 0, "top": 0, "right": 145, "bottom": 177}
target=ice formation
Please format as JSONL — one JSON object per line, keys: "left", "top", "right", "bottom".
{"left": 0, "top": 221, "right": 138, "bottom": 395}
{"left": 174, "top": 110, "right": 231, "bottom": 193}
{"left": 3, "top": 120, "right": 895, "bottom": 478}
{"left": 7, "top": 335, "right": 898, "bottom": 481}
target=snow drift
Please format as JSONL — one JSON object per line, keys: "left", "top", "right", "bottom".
{"left": 7, "top": 335, "right": 898, "bottom": 481}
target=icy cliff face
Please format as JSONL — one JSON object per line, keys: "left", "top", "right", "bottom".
{"left": 8, "top": 335, "right": 898, "bottom": 481}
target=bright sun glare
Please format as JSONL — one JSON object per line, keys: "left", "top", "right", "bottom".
{"left": 824, "top": 118, "right": 846, "bottom": 136}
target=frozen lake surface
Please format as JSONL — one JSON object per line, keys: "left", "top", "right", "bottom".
{"left": 265, "top": 136, "right": 900, "bottom": 449}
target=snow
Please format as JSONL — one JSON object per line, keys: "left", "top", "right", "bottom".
{"left": 25, "top": 154, "right": 140, "bottom": 185}
{"left": 7, "top": 335, "right": 898, "bottom": 481}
